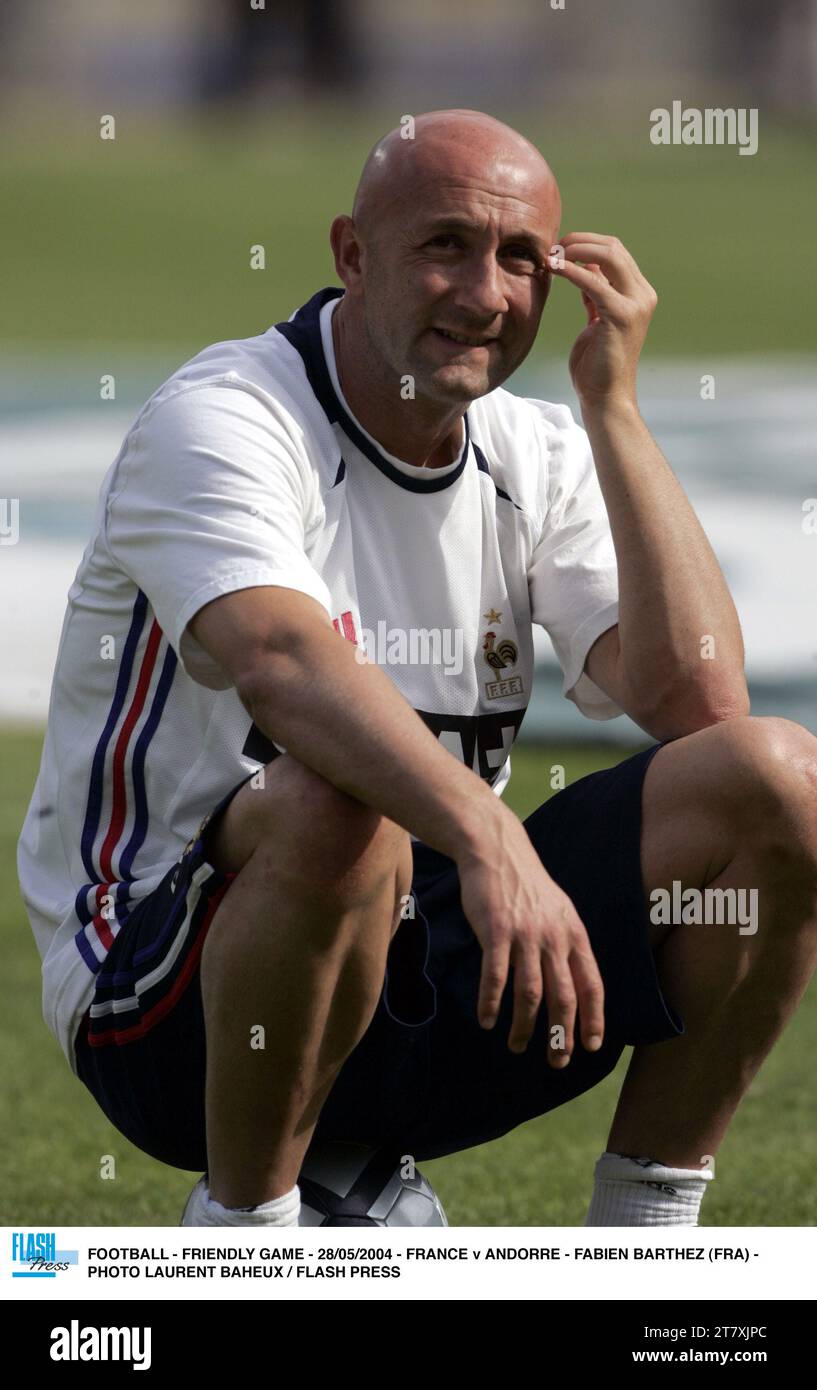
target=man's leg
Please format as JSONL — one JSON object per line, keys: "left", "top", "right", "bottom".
{"left": 198, "top": 755, "right": 413, "bottom": 1210}
{"left": 599, "top": 715, "right": 817, "bottom": 1208}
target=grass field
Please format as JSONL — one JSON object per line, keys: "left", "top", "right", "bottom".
{"left": 2, "top": 727, "right": 815, "bottom": 1227}
{"left": 2, "top": 112, "right": 816, "bottom": 364}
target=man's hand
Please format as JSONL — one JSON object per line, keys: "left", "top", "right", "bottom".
{"left": 457, "top": 808, "right": 605, "bottom": 1064}
{"left": 547, "top": 232, "right": 658, "bottom": 411}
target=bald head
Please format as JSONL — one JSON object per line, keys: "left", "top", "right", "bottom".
{"left": 330, "top": 109, "right": 562, "bottom": 420}
{"left": 351, "top": 109, "right": 560, "bottom": 244}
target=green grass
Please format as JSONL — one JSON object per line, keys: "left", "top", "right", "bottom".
{"left": 2, "top": 728, "right": 815, "bottom": 1226}
{"left": 1, "top": 110, "right": 816, "bottom": 361}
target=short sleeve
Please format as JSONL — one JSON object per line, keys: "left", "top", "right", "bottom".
{"left": 105, "top": 381, "right": 333, "bottom": 690}
{"left": 526, "top": 401, "right": 622, "bottom": 720}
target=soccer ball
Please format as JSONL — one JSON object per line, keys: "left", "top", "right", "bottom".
{"left": 298, "top": 1140, "right": 448, "bottom": 1227}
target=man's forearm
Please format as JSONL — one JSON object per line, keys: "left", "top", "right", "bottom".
{"left": 239, "top": 620, "right": 510, "bottom": 861}
{"left": 581, "top": 398, "right": 750, "bottom": 726}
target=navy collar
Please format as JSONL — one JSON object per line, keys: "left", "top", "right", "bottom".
{"left": 274, "top": 286, "right": 471, "bottom": 493}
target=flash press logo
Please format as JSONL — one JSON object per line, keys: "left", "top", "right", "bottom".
{"left": 11, "top": 1231, "right": 78, "bottom": 1278}
{"left": 50, "top": 1321, "right": 152, "bottom": 1371}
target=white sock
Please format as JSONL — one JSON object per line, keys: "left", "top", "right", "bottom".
{"left": 186, "top": 1178, "right": 301, "bottom": 1227}
{"left": 584, "top": 1151, "right": 714, "bottom": 1227}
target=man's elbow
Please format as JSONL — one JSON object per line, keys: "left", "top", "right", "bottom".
{"left": 633, "top": 676, "right": 751, "bottom": 742}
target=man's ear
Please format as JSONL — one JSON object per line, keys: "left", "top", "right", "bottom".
{"left": 330, "top": 215, "right": 363, "bottom": 291}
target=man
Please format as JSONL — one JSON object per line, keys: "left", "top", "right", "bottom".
{"left": 18, "top": 110, "right": 817, "bottom": 1229}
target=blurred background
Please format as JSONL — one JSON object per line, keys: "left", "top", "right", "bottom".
{"left": 2, "top": 0, "right": 817, "bottom": 736}
{"left": 2, "top": 0, "right": 816, "bottom": 1226}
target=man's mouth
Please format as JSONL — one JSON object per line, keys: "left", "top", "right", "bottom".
{"left": 432, "top": 327, "right": 499, "bottom": 347}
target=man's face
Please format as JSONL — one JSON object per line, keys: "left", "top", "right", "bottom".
{"left": 358, "top": 176, "right": 560, "bottom": 405}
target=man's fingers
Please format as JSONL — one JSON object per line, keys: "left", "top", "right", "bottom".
{"left": 569, "top": 942, "right": 606, "bottom": 1053}
{"left": 552, "top": 242, "right": 640, "bottom": 296}
{"left": 558, "top": 231, "right": 640, "bottom": 274}
{"left": 558, "top": 231, "right": 619, "bottom": 244}
{"left": 541, "top": 953, "right": 578, "bottom": 1068}
{"left": 507, "top": 943, "right": 544, "bottom": 1054}
{"left": 581, "top": 265, "right": 602, "bottom": 323}
{"left": 552, "top": 239, "right": 656, "bottom": 311}
{"left": 548, "top": 256, "right": 627, "bottom": 318}
{"left": 477, "top": 934, "right": 511, "bottom": 1030}
{"left": 558, "top": 231, "right": 632, "bottom": 253}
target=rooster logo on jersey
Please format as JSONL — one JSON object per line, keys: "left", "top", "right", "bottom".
{"left": 482, "top": 608, "right": 518, "bottom": 672}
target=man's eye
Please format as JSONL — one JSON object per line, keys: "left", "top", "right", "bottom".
{"left": 504, "top": 246, "right": 538, "bottom": 265}
{"left": 425, "top": 234, "right": 461, "bottom": 249}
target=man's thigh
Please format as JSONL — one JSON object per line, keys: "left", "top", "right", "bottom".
{"left": 72, "top": 761, "right": 412, "bottom": 1172}
{"left": 314, "top": 742, "right": 685, "bottom": 1162}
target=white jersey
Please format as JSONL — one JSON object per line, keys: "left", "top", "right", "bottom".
{"left": 17, "top": 285, "right": 622, "bottom": 1072}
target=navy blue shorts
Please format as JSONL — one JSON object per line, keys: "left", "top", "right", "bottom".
{"left": 74, "top": 742, "right": 684, "bottom": 1170}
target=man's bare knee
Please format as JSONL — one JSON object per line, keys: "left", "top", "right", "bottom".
{"left": 641, "top": 716, "right": 817, "bottom": 948}
{"left": 699, "top": 716, "right": 817, "bottom": 853}
{"left": 206, "top": 753, "right": 411, "bottom": 906}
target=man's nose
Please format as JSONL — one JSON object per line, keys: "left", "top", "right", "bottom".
{"left": 457, "top": 253, "right": 508, "bottom": 319}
